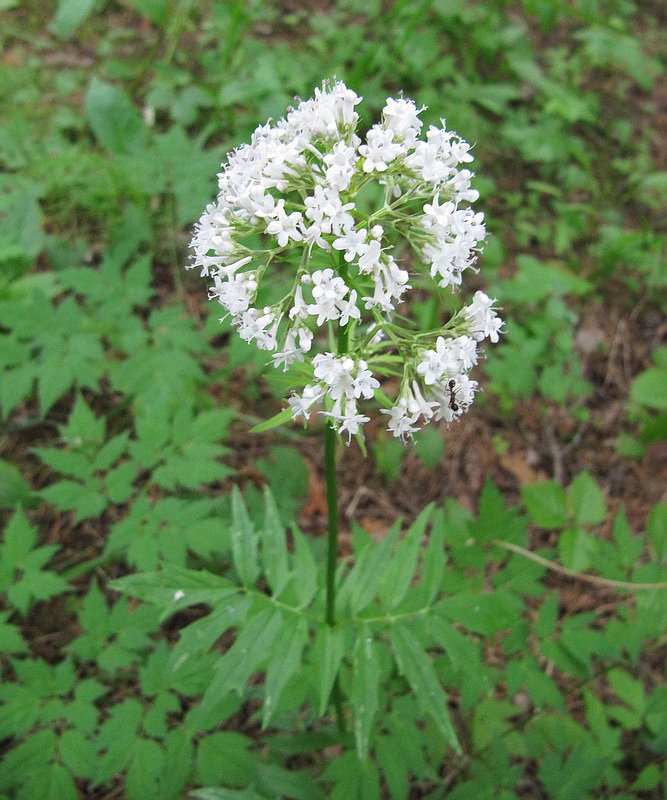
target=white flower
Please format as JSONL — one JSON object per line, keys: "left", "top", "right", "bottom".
{"left": 464, "top": 291, "right": 503, "bottom": 342}
{"left": 333, "top": 226, "right": 368, "bottom": 262}
{"left": 188, "top": 79, "right": 503, "bottom": 441}
{"left": 265, "top": 200, "right": 304, "bottom": 247}
{"left": 359, "top": 127, "right": 405, "bottom": 173}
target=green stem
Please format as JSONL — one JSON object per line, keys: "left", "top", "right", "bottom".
{"left": 324, "top": 420, "right": 339, "bottom": 628}
{"left": 323, "top": 254, "right": 351, "bottom": 733}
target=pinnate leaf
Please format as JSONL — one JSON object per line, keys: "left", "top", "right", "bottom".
{"left": 390, "top": 623, "right": 460, "bottom": 752}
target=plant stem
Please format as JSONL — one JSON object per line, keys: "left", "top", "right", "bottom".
{"left": 323, "top": 254, "right": 351, "bottom": 733}
{"left": 324, "top": 418, "right": 346, "bottom": 733}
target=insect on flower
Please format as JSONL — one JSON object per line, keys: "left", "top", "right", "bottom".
{"left": 188, "top": 79, "right": 504, "bottom": 442}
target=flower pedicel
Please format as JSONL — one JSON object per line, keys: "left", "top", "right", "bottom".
{"left": 188, "top": 80, "right": 503, "bottom": 441}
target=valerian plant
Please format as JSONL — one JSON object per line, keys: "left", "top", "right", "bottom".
{"left": 123, "top": 80, "right": 504, "bottom": 755}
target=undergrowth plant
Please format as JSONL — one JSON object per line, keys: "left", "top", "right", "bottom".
{"left": 1, "top": 1, "right": 667, "bottom": 799}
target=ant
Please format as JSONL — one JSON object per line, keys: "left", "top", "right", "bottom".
{"left": 447, "top": 378, "right": 459, "bottom": 412}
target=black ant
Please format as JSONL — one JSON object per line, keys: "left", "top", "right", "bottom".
{"left": 448, "top": 379, "right": 459, "bottom": 412}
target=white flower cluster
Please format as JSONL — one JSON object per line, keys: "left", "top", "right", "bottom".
{"left": 188, "top": 80, "right": 503, "bottom": 441}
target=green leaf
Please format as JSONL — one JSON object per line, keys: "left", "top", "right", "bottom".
{"left": 313, "top": 624, "right": 346, "bottom": 717}
{"left": 125, "top": 738, "right": 164, "bottom": 800}
{"left": 350, "top": 626, "right": 381, "bottom": 759}
{"left": 84, "top": 77, "right": 146, "bottom": 156}
{"left": 110, "top": 564, "right": 236, "bottom": 618}
{"left": 161, "top": 728, "right": 194, "bottom": 800}
{"left": 291, "top": 526, "right": 318, "bottom": 608}
{"left": 522, "top": 480, "right": 569, "bottom": 528}
{"left": 558, "top": 526, "right": 597, "bottom": 572}
{"left": 0, "top": 510, "right": 69, "bottom": 614}
{"left": 260, "top": 487, "right": 290, "bottom": 598}
{"left": 194, "top": 731, "right": 257, "bottom": 787}
{"left": 379, "top": 504, "right": 433, "bottom": 610}
{"left": 59, "top": 394, "right": 105, "bottom": 446}
{"left": 607, "top": 667, "right": 646, "bottom": 718}
{"left": 52, "top": 0, "right": 97, "bottom": 37}
{"left": 249, "top": 407, "right": 293, "bottom": 433}
{"left": 59, "top": 728, "right": 98, "bottom": 781}
{"left": 631, "top": 367, "right": 667, "bottom": 410}
{"left": 19, "top": 762, "right": 78, "bottom": 800}
{"left": 0, "top": 459, "right": 34, "bottom": 508}
{"left": 95, "top": 699, "right": 144, "bottom": 782}
{"left": 167, "top": 597, "right": 253, "bottom": 681}
{"left": 126, "top": 0, "right": 169, "bottom": 24}
{"left": 648, "top": 503, "right": 667, "bottom": 562}
{"left": 192, "top": 607, "right": 283, "bottom": 728}
{"left": 569, "top": 471, "right": 606, "bottom": 525}
{"left": 343, "top": 523, "right": 400, "bottom": 614}
{"left": 230, "top": 486, "right": 260, "bottom": 587}
{"left": 422, "top": 508, "right": 446, "bottom": 603}
{"left": 0, "top": 611, "right": 28, "bottom": 653}
{"left": 390, "top": 624, "right": 460, "bottom": 752}
{"left": 0, "top": 728, "right": 57, "bottom": 785}
{"left": 262, "top": 617, "right": 309, "bottom": 728}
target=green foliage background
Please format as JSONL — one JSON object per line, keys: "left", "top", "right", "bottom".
{"left": 0, "top": 1, "right": 666, "bottom": 798}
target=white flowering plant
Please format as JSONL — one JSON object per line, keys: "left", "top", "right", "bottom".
{"left": 188, "top": 79, "right": 503, "bottom": 444}
{"left": 186, "top": 79, "right": 505, "bottom": 738}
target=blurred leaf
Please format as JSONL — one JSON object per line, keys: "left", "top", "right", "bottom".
{"left": 522, "top": 480, "right": 569, "bottom": 528}
{"left": 0, "top": 459, "right": 35, "bottom": 508}
{"left": 569, "top": 471, "right": 606, "bottom": 525}
{"left": 126, "top": 0, "right": 169, "bottom": 24}
{"left": 84, "top": 78, "right": 146, "bottom": 156}
{"left": 52, "top": 0, "right": 97, "bottom": 37}
{"left": 631, "top": 367, "right": 667, "bottom": 411}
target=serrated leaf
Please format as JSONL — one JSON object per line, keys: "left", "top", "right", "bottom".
{"left": 313, "top": 624, "right": 346, "bottom": 717}
{"left": 167, "top": 597, "right": 252, "bottom": 679}
{"left": 32, "top": 448, "right": 91, "bottom": 480}
{"left": 260, "top": 487, "right": 290, "bottom": 598}
{"left": 390, "top": 624, "right": 460, "bottom": 752}
{"left": 95, "top": 699, "right": 144, "bottom": 782}
{"left": 379, "top": 504, "right": 433, "bottom": 610}
{"left": 59, "top": 394, "right": 105, "bottom": 445}
{"left": 230, "top": 486, "right": 260, "bottom": 587}
{"left": 20, "top": 762, "right": 78, "bottom": 800}
{"left": 343, "top": 522, "right": 400, "bottom": 615}
{"left": 110, "top": 565, "right": 236, "bottom": 619}
{"left": 192, "top": 607, "right": 283, "bottom": 728}
{"left": 351, "top": 626, "right": 381, "bottom": 759}
{"left": 569, "top": 471, "right": 606, "bottom": 525}
{"left": 125, "top": 738, "right": 164, "bottom": 800}
{"left": 262, "top": 617, "right": 309, "bottom": 728}
{"left": 59, "top": 728, "right": 98, "bottom": 780}
{"left": 0, "top": 459, "right": 34, "bottom": 508}
{"left": 291, "top": 526, "right": 318, "bottom": 608}
{"left": 522, "top": 480, "right": 569, "bottom": 528}
{"left": 422, "top": 509, "right": 446, "bottom": 603}
{"left": 0, "top": 611, "right": 28, "bottom": 653}
{"left": 558, "top": 526, "right": 596, "bottom": 572}
{"left": 160, "top": 728, "right": 194, "bottom": 799}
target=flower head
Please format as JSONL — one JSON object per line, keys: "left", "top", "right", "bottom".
{"left": 188, "top": 79, "right": 503, "bottom": 442}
